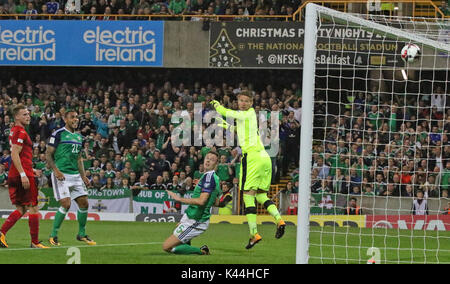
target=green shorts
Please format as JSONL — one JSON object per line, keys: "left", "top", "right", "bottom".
{"left": 239, "top": 150, "right": 272, "bottom": 192}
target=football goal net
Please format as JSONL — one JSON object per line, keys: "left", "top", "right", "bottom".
{"left": 297, "top": 3, "right": 450, "bottom": 264}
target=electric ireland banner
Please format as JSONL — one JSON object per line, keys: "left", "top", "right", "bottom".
{"left": 0, "top": 20, "right": 164, "bottom": 66}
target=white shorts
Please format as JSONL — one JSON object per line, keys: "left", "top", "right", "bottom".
{"left": 51, "top": 173, "right": 88, "bottom": 201}
{"left": 173, "top": 214, "right": 209, "bottom": 244}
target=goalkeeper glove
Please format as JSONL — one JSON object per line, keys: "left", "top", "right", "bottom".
{"left": 210, "top": 100, "right": 221, "bottom": 109}
{"left": 216, "top": 117, "right": 235, "bottom": 132}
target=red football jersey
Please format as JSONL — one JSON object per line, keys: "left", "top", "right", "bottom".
{"left": 8, "top": 125, "right": 34, "bottom": 178}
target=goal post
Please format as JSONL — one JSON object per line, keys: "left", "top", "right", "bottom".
{"left": 296, "top": 3, "right": 318, "bottom": 265}
{"left": 297, "top": 3, "right": 450, "bottom": 264}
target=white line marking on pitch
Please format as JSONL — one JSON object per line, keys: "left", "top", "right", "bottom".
{"left": 0, "top": 242, "right": 163, "bottom": 252}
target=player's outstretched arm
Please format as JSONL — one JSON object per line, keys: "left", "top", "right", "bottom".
{"left": 210, "top": 100, "right": 247, "bottom": 120}
{"left": 216, "top": 117, "right": 236, "bottom": 133}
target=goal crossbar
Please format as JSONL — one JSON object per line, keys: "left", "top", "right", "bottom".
{"left": 311, "top": 4, "right": 450, "bottom": 53}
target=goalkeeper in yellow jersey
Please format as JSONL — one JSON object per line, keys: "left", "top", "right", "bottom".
{"left": 211, "top": 91, "right": 286, "bottom": 249}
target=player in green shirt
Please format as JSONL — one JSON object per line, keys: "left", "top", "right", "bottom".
{"left": 46, "top": 110, "right": 96, "bottom": 246}
{"left": 164, "top": 151, "right": 226, "bottom": 255}
{"left": 211, "top": 91, "right": 285, "bottom": 249}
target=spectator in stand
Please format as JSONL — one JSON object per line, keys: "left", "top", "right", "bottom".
{"left": 313, "top": 157, "right": 330, "bottom": 180}
{"left": 102, "top": 5, "right": 114, "bottom": 20}
{"left": 101, "top": 177, "right": 116, "bottom": 190}
{"left": 48, "top": 112, "right": 65, "bottom": 132}
{"left": 92, "top": 112, "right": 109, "bottom": 138}
{"left": 46, "top": 0, "right": 60, "bottom": 14}
{"left": 39, "top": 3, "right": 48, "bottom": 18}
{"left": 168, "top": 0, "right": 188, "bottom": 17}
{"left": 440, "top": 1, "right": 450, "bottom": 16}
{"left": 150, "top": 175, "right": 167, "bottom": 190}
{"left": 404, "top": 184, "right": 415, "bottom": 197}
{"left": 0, "top": 149, "right": 11, "bottom": 171}
{"left": 80, "top": 0, "right": 91, "bottom": 14}
{"left": 134, "top": 0, "right": 150, "bottom": 14}
{"left": 135, "top": 7, "right": 146, "bottom": 20}
{"left": 344, "top": 197, "right": 362, "bottom": 215}
{"left": 65, "top": 0, "right": 80, "bottom": 14}
{"left": 121, "top": 0, "right": 134, "bottom": 16}
{"left": 5, "top": 0, "right": 16, "bottom": 14}
{"left": 80, "top": 112, "right": 96, "bottom": 137}
{"left": 442, "top": 201, "right": 450, "bottom": 215}
{"left": 126, "top": 113, "right": 139, "bottom": 139}
{"left": 131, "top": 175, "right": 150, "bottom": 196}
{"left": 381, "top": 183, "right": 397, "bottom": 197}
{"left": 242, "top": 0, "right": 255, "bottom": 15}
{"left": 24, "top": 2, "right": 38, "bottom": 19}
{"left": 15, "top": 0, "right": 26, "bottom": 13}
{"left": 189, "top": 0, "right": 207, "bottom": 12}
{"left": 90, "top": 174, "right": 103, "bottom": 189}
{"left": 116, "top": 8, "right": 126, "bottom": 19}
{"left": 109, "top": 0, "right": 120, "bottom": 14}
{"left": 412, "top": 190, "right": 428, "bottom": 215}
{"left": 95, "top": 0, "right": 107, "bottom": 14}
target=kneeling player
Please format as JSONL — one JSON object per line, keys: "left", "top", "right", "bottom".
{"left": 163, "top": 151, "right": 226, "bottom": 255}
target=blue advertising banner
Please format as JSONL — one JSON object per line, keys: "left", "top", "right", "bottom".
{"left": 0, "top": 20, "right": 164, "bottom": 66}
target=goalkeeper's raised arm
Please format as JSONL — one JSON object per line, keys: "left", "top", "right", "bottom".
{"left": 210, "top": 91, "right": 265, "bottom": 154}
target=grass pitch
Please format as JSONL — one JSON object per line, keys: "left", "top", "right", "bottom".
{"left": 0, "top": 219, "right": 296, "bottom": 264}
{"left": 309, "top": 226, "right": 450, "bottom": 264}
{"left": 0, "top": 219, "right": 449, "bottom": 264}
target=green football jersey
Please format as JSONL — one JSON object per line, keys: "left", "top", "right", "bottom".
{"left": 185, "top": 170, "right": 221, "bottom": 222}
{"left": 88, "top": 166, "right": 101, "bottom": 174}
{"left": 48, "top": 127, "right": 83, "bottom": 175}
{"left": 105, "top": 170, "right": 116, "bottom": 179}
{"left": 217, "top": 164, "right": 230, "bottom": 181}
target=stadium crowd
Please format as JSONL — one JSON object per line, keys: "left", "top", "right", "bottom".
{"left": 0, "top": 0, "right": 301, "bottom": 20}
{"left": 310, "top": 83, "right": 450, "bottom": 199}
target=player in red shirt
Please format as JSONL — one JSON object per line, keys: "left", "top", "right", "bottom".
{"left": 0, "top": 105, "right": 48, "bottom": 249}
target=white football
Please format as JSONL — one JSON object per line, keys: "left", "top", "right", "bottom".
{"left": 401, "top": 43, "right": 421, "bottom": 63}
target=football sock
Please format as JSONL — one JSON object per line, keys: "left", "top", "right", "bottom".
{"left": 1, "top": 210, "right": 23, "bottom": 235}
{"left": 77, "top": 208, "right": 88, "bottom": 237}
{"left": 256, "top": 193, "right": 282, "bottom": 223}
{"left": 172, "top": 244, "right": 203, "bottom": 255}
{"left": 50, "top": 207, "right": 67, "bottom": 238}
{"left": 28, "top": 213, "right": 40, "bottom": 244}
{"left": 243, "top": 194, "right": 258, "bottom": 237}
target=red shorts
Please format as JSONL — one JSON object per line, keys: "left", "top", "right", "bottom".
{"left": 8, "top": 175, "right": 38, "bottom": 207}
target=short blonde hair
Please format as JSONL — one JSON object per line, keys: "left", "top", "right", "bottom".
{"left": 12, "top": 104, "right": 27, "bottom": 119}
{"left": 238, "top": 90, "right": 253, "bottom": 100}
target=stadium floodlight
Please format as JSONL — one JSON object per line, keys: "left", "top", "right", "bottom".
{"left": 297, "top": 3, "right": 450, "bottom": 264}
